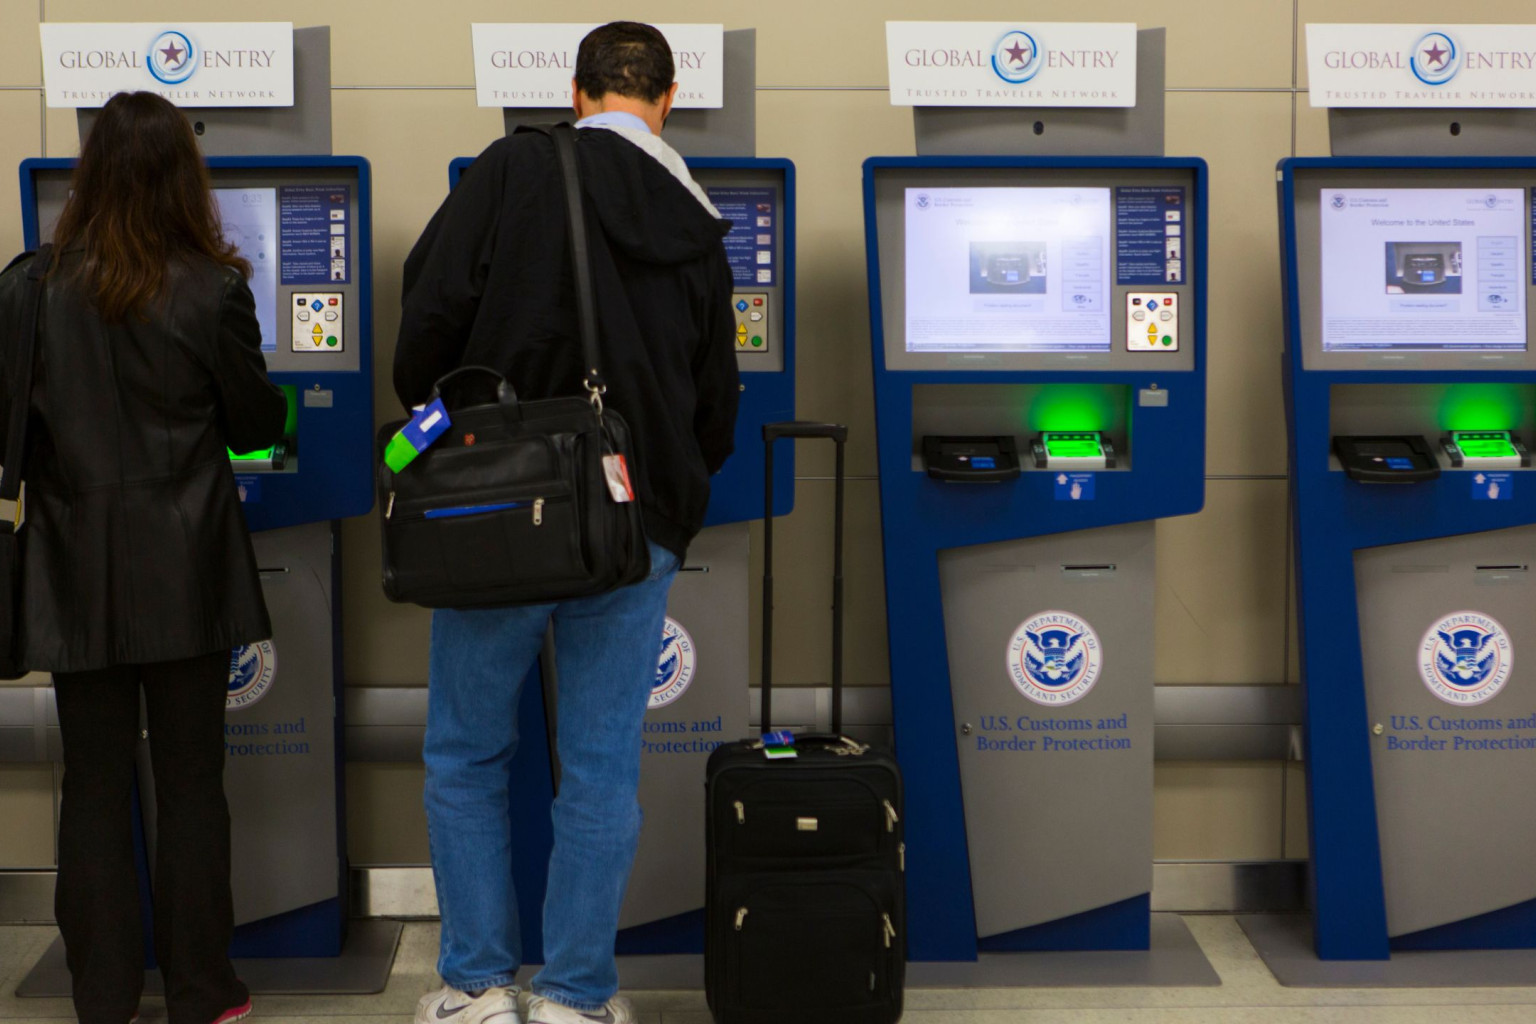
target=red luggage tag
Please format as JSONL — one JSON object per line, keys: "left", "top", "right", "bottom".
{"left": 603, "top": 453, "right": 635, "bottom": 503}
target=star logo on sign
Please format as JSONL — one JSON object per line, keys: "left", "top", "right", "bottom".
{"left": 159, "top": 40, "right": 187, "bottom": 67}
{"left": 1005, "top": 40, "right": 1031, "bottom": 66}
{"left": 1422, "top": 41, "right": 1449, "bottom": 67}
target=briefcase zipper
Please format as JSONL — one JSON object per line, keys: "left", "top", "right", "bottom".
{"left": 386, "top": 491, "right": 395, "bottom": 519}
{"left": 883, "top": 800, "right": 899, "bottom": 833}
{"left": 882, "top": 913, "right": 896, "bottom": 948}
{"left": 533, "top": 497, "right": 544, "bottom": 526}
{"left": 735, "top": 907, "right": 748, "bottom": 931}
{"left": 392, "top": 493, "right": 567, "bottom": 523}
{"left": 734, "top": 800, "right": 745, "bottom": 825}
{"left": 899, "top": 842, "right": 905, "bottom": 872}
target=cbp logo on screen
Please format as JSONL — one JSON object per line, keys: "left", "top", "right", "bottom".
{"left": 227, "top": 640, "right": 276, "bottom": 711}
{"left": 1007, "top": 611, "right": 1102, "bottom": 706}
{"left": 992, "top": 30, "right": 1043, "bottom": 85}
{"left": 1419, "top": 612, "right": 1512, "bottom": 706}
{"left": 915, "top": 194, "right": 931, "bottom": 210}
{"left": 650, "top": 618, "right": 696, "bottom": 710}
{"left": 1330, "top": 194, "right": 1347, "bottom": 211}
{"left": 148, "top": 30, "right": 198, "bottom": 86}
{"left": 1409, "top": 31, "right": 1461, "bottom": 87}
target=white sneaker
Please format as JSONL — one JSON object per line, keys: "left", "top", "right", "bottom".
{"left": 415, "top": 985, "right": 522, "bottom": 1024}
{"left": 526, "top": 995, "right": 634, "bottom": 1024}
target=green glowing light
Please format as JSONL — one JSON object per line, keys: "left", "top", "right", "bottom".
{"left": 1028, "top": 385, "right": 1120, "bottom": 432}
{"left": 1451, "top": 431, "right": 1518, "bottom": 460}
{"left": 1042, "top": 432, "right": 1106, "bottom": 459}
{"left": 1439, "top": 384, "right": 1524, "bottom": 432}
{"left": 228, "top": 447, "right": 275, "bottom": 461}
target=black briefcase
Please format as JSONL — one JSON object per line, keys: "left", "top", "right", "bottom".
{"left": 704, "top": 422, "right": 905, "bottom": 1024}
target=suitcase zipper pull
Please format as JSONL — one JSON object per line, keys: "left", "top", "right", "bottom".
{"left": 884, "top": 800, "right": 899, "bottom": 833}
{"left": 882, "top": 913, "right": 896, "bottom": 948}
{"left": 899, "top": 842, "right": 906, "bottom": 872}
{"left": 385, "top": 491, "right": 395, "bottom": 519}
{"left": 735, "top": 907, "right": 748, "bottom": 931}
{"left": 734, "top": 800, "right": 745, "bottom": 825}
{"left": 533, "top": 498, "right": 545, "bottom": 526}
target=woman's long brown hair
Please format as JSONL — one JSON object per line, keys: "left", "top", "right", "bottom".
{"left": 52, "top": 91, "right": 250, "bottom": 323}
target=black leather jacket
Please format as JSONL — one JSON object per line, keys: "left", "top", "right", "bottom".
{"left": 0, "top": 250, "right": 286, "bottom": 672}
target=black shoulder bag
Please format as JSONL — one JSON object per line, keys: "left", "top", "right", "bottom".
{"left": 378, "top": 125, "right": 649, "bottom": 608}
{"left": 0, "top": 245, "right": 52, "bottom": 678}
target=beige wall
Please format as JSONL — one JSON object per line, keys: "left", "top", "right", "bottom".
{"left": 12, "top": 0, "right": 1514, "bottom": 869}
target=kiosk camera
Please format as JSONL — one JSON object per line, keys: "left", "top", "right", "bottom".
{"left": 445, "top": 28, "right": 796, "bottom": 964}
{"left": 1281, "top": 153, "right": 1536, "bottom": 958}
{"left": 864, "top": 29, "right": 1208, "bottom": 960}
{"left": 17, "top": 29, "right": 383, "bottom": 991}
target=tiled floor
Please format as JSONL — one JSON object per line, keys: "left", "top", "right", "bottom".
{"left": 5, "top": 917, "right": 1536, "bottom": 1023}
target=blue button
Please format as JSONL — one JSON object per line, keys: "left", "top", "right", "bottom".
{"left": 1147, "top": 300, "right": 1158, "bottom": 310}
{"left": 311, "top": 299, "right": 324, "bottom": 312}
{"left": 736, "top": 300, "right": 748, "bottom": 312}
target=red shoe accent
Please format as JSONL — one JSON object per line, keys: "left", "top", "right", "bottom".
{"left": 209, "top": 999, "right": 253, "bottom": 1024}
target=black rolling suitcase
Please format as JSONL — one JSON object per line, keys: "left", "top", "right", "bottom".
{"left": 705, "top": 422, "right": 905, "bottom": 1024}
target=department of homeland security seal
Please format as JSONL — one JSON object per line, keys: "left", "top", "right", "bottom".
{"left": 227, "top": 640, "right": 276, "bottom": 710}
{"left": 1007, "top": 611, "right": 1102, "bottom": 706}
{"left": 650, "top": 618, "right": 696, "bottom": 710}
{"left": 1419, "top": 611, "right": 1512, "bottom": 706}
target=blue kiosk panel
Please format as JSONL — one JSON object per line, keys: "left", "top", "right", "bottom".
{"left": 20, "top": 156, "right": 374, "bottom": 958}
{"left": 1281, "top": 158, "right": 1536, "bottom": 959}
{"left": 865, "top": 156, "right": 1208, "bottom": 959}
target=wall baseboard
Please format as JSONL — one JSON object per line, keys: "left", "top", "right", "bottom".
{"left": 0, "top": 860, "right": 1307, "bottom": 924}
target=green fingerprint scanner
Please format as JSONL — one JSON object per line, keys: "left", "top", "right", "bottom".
{"left": 1442, "top": 430, "right": 1530, "bottom": 470}
{"left": 1031, "top": 431, "right": 1115, "bottom": 471}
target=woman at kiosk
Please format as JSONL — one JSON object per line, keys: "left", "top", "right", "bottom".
{"left": 0, "top": 91, "right": 284, "bottom": 1024}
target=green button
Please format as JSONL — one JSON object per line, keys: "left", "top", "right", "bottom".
{"left": 1161, "top": 336, "right": 1173, "bottom": 346}
{"left": 751, "top": 336, "right": 763, "bottom": 347}
{"left": 326, "top": 336, "right": 339, "bottom": 347}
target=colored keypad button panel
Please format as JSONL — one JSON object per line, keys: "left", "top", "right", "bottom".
{"left": 1124, "top": 292, "right": 1179, "bottom": 352}
{"left": 733, "top": 292, "right": 770, "bottom": 354}
{"left": 291, "top": 292, "right": 344, "bottom": 353}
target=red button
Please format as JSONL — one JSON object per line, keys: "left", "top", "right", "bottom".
{"left": 753, "top": 298, "right": 763, "bottom": 306}
{"left": 329, "top": 298, "right": 339, "bottom": 306}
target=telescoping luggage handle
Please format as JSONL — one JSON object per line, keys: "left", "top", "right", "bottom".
{"left": 762, "top": 422, "right": 849, "bottom": 738}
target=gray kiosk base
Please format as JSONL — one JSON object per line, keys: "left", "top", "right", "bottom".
{"left": 1240, "top": 915, "right": 1536, "bottom": 988}
{"left": 514, "top": 915, "right": 1216, "bottom": 990}
{"left": 16, "top": 920, "right": 403, "bottom": 998}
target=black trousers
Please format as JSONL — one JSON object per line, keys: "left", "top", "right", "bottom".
{"left": 54, "top": 652, "right": 248, "bottom": 1024}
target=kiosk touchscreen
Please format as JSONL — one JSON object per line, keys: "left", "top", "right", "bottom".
{"left": 21, "top": 155, "right": 373, "bottom": 959}
{"left": 865, "top": 157, "right": 1207, "bottom": 958}
{"left": 1282, "top": 158, "right": 1536, "bottom": 959}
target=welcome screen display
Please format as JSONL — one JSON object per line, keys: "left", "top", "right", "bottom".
{"left": 1320, "top": 188, "right": 1527, "bottom": 352}
{"left": 213, "top": 187, "right": 279, "bottom": 353}
{"left": 905, "top": 187, "right": 1112, "bottom": 353}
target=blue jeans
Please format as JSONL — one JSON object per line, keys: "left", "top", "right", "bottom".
{"left": 423, "top": 541, "right": 680, "bottom": 1012}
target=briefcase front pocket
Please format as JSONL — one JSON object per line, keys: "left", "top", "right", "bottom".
{"left": 385, "top": 484, "right": 588, "bottom": 600}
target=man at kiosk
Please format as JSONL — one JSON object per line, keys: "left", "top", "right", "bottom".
{"left": 395, "top": 22, "right": 738, "bottom": 1024}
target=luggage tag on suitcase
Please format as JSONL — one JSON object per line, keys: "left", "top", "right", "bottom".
{"left": 762, "top": 730, "right": 797, "bottom": 759}
{"left": 384, "top": 398, "right": 451, "bottom": 472}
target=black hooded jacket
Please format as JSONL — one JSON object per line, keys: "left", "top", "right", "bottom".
{"left": 394, "top": 126, "right": 740, "bottom": 559}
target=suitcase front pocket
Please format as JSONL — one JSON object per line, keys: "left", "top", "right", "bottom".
{"left": 728, "top": 880, "right": 894, "bottom": 1012}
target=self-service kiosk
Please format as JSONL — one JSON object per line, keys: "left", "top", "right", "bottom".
{"left": 445, "top": 29, "right": 795, "bottom": 964}
{"left": 1279, "top": 142, "right": 1536, "bottom": 959}
{"left": 16, "top": 28, "right": 383, "bottom": 989}
{"left": 865, "top": 31, "right": 1207, "bottom": 961}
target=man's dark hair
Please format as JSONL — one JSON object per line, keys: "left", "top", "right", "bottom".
{"left": 575, "top": 22, "right": 675, "bottom": 103}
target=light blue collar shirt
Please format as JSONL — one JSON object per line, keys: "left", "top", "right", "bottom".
{"left": 574, "top": 110, "right": 651, "bottom": 134}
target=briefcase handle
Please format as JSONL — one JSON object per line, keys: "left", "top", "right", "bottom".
{"left": 428, "top": 365, "right": 518, "bottom": 412}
